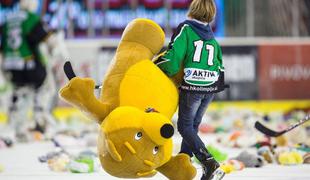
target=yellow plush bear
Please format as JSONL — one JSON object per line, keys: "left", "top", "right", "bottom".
{"left": 59, "top": 18, "right": 196, "bottom": 179}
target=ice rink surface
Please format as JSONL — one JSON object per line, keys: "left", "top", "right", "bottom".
{"left": 0, "top": 137, "right": 309, "bottom": 180}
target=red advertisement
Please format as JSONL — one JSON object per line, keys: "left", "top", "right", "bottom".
{"left": 259, "top": 45, "right": 310, "bottom": 100}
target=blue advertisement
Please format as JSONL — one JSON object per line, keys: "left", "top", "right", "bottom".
{"left": 0, "top": 0, "right": 226, "bottom": 37}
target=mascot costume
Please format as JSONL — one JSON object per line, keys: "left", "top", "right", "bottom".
{"left": 59, "top": 18, "right": 196, "bottom": 179}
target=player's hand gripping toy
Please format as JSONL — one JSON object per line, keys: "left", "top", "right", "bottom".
{"left": 59, "top": 18, "right": 196, "bottom": 179}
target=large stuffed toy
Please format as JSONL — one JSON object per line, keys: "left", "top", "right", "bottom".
{"left": 59, "top": 18, "right": 196, "bottom": 179}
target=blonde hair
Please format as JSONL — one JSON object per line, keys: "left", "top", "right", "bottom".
{"left": 187, "top": 0, "right": 216, "bottom": 23}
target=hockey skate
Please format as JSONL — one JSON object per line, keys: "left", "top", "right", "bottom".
{"left": 199, "top": 148, "right": 225, "bottom": 180}
{"left": 208, "top": 168, "right": 225, "bottom": 180}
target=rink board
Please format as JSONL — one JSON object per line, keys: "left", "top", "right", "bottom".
{"left": 1, "top": 100, "right": 309, "bottom": 124}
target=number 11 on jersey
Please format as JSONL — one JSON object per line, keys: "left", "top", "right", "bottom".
{"left": 193, "top": 40, "right": 214, "bottom": 66}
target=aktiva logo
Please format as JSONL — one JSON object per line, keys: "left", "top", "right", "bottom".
{"left": 183, "top": 68, "right": 219, "bottom": 82}
{"left": 185, "top": 69, "right": 192, "bottom": 78}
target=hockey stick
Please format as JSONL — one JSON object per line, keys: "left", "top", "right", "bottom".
{"left": 63, "top": 61, "right": 102, "bottom": 89}
{"left": 255, "top": 114, "right": 310, "bottom": 137}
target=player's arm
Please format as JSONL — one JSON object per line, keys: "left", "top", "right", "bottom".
{"left": 28, "top": 19, "right": 68, "bottom": 60}
{"left": 154, "top": 23, "right": 188, "bottom": 77}
{"left": 27, "top": 20, "right": 53, "bottom": 45}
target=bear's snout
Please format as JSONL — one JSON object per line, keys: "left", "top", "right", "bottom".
{"left": 160, "top": 124, "right": 174, "bottom": 138}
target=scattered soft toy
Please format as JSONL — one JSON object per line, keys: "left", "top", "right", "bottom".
{"left": 257, "top": 146, "right": 276, "bottom": 164}
{"left": 278, "top": 151, "right": 303, "bottom": 165}
{"left": 39, "top": 147, "right": 100, "bottom": 173}
{"left": 254, "top": 141, "right": 272, "bottom": 149}
{"left": 275, "top": 135, "right": 288, "bottom": 147}
{"left": 217, "top": 131, "right": 256, "bottom": 148}
{"left": 38, "top": 150, "right": 66, "bottom": 163}
{"left": 217, "top": 132, "right": 239, "bottom": 147}
{"left": 227, "top": 159, "right": 245, "bottom": 171}
{"left": 232, "top": 119, "right": 244, "bottom": 130}
{"left": 296, "top": 143, "right": 310, "bottom": 152}
{"left": 59, "top": 18, "right": 196, "bottom": 179}
{"left": 214, "top": 126, "right": 226, "bottom": 133}
{"left": 0, "top": 137, "right": 13, "bottom": 148}
{"left": 193, "top": 145, "right": 228, "bottom": 164}
{"left": 68, "top": 150, "right": 100, "bottom": 173}
{"left": 47, "top": 153, "right": 70, "bottom": 172}
{"left": 219, "top": 163, "right": 234, "bottom": 174}
{"left": 286, "top": 127, "right": 309, "bottom": 147}
{"left": 235, "top": 151, "right": 265, "bottom": 168}
{"left": 68, "top": 157, "right": 95, "bottom": 173}
{"left": 32, "top": 131, "right": 44, "bottom": 141}
{"left": 220, "top": 159, "right": 244, "bottom": 174}
{"left": 206, "top": 145, "right": 228, "bottom": 162}
{"left": 254, "top": 135, "right": 272, "bottom": 149}
{"left": 229, "top": 131, "right": 243, "bottom": 142}
{"left": 199, "top": 123, "right": 215, "bottom": 134}
{"left": 303, "top": 153, "right": 310, "bottom": 164}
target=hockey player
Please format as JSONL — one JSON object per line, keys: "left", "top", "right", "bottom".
{"left": 154, "top": 0, "right": 227, "bottom": 179}
{"left": 0, "top": 0, "right": 67, "bottom": 141}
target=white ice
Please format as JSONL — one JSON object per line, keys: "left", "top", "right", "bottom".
{"left": 0, "top": 134, "right": 310, "bottom": 180}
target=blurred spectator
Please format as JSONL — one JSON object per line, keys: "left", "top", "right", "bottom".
{"left": 0, "top": 0, "right": 68, "bottom": 141}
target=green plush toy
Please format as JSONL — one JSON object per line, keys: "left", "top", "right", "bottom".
{"left": 194, "top": 145, "right": 228, "bottom": 163}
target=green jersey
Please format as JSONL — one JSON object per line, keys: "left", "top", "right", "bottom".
{"left": 155, "top": 20, "right": 227, "bottom": 93}
{"left": 1, "top": 10, "right": 50, "bottom": 70}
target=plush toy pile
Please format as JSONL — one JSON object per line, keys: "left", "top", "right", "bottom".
{"left": 195, "top": 107, "right": 310, "bottom": 175}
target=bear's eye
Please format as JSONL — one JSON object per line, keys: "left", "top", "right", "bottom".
{"left": 153, "top": 146, "right": 159, "bottom": 155}
{"left": 135, "top": 132, "right": 143, "bottom": 140}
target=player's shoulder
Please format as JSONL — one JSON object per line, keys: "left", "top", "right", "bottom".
{"left": 170, "top": 21, "right": 190, "bottom": 41}
{"left": 175, "top": 21, "right": 189, "bottom": 33}
{"left": 26, "top": 11, "right": 40, "bottom": 21}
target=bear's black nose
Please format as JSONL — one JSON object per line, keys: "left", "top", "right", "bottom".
{"left": 160, "top": 124, "right": 174, "bottom": 138}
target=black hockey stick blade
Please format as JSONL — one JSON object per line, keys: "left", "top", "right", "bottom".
{"left": 255, "top": 114, "right": 310, "bottom": 137}
{"left": 255, "top": 121, "right": 283, "bottom": 137}
{"left": 64, "top": 61, "right": 76, "bottom": 80}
